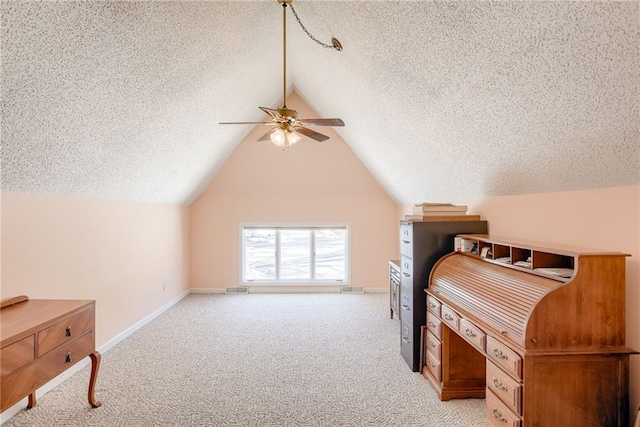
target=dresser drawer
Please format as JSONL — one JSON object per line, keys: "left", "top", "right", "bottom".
{"left": 425, "top": 350, "right": 441, "bottom": 382}
{"left": 400, "top": 224, "right": 413, "bottom": 257}
{"left": 426, "top": 295, "right": 441, "bottom": 317}
{"left": 486, "top": 361, "right": 522, "bottom": 416}
{"left": 486, "top": 336, "right": 522, "bottom": 380}
{"left": 426, "top": 312, "right": 442, "bottom": 339}
{"left": 460, "top": 318, "right": 486, "bottom": 351}
{"left": 1, "top": 331, "right": 94, "bottom": 410}
{"left": 38, "top": 306, "right": 94, "bottom": 357}
{"left": 441, "top": 305, "right": 460, "bottom": 331}
{"left": 400, "top": 256, "right": 413, "bottom": 288}
{"left": 426, "top": 330, "right": 442, "bottom": 363}
{"left": 0, "top": 335, "right": 35, "bottom": 377}
{"left": 486, "top": 388, "right": 521, "bottom": 427}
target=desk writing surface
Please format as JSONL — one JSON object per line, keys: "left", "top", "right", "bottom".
{"left": 1, "top": 299, "right": 93, "bottom": 347}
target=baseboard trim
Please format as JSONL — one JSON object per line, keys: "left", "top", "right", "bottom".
{"left": 189, "top": 286, "right": 388, "bottom": 294}
{"left": 189, "top": 288, "right": 226, "bottom": 294}
{"left": 0, "top": 290, "right": 190, "bottom": 425}
{"left": 99, "top": 290, "right": 190, "bottom": 353}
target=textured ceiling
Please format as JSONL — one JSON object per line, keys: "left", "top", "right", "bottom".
{"left": 1, "top": 1, "right": 638, "bottom": 205}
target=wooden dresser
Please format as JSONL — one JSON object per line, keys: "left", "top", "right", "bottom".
{"left": 422, "top": 235, "right": 638, "bottom": 427}
{"left": 0, "top": 296, "right": 101, "bottom": 411}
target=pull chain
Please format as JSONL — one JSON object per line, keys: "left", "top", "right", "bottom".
{"left": 290, "top": 4, "right": 342, "bottom": 51}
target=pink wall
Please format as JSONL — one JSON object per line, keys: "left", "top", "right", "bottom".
{"left": 190, "top": 92, "right": 398, "bottom": 289}
{"left": 403, "top": 184, "right": 640, "bottom": 418}
{"left": 0, "top": 193, "right": 190, "bottom": 346}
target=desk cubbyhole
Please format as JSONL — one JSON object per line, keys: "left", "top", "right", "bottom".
{"left": 532, "top": 251, "right": 574, "bottom": 270}
{"left": 478, "top": 241, "right": 493, "bottom": 259}
{"left": 492, "top": 244, "right": 511, "bottom": 263}
{"left": 511, "top": 247, "right": 532, "bottom": 268}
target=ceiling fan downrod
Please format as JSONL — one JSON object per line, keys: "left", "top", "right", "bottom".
{"left": 279, "top": 0, "right": 291, "bottom": 109}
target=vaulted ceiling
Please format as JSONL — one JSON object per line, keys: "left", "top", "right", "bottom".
{"left": 2, "top": 1, "right": 638, "bottom": 205}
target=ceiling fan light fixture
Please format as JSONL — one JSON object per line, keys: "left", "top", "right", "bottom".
{"left": 270, "top": 127, "right": 301, "bottom": 149}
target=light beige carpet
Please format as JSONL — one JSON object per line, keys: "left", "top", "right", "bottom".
{"left": 4, "top": 293, "right": 484, "bottom": 426}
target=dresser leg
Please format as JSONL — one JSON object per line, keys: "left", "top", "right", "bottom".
{"left": 88, "top": 351, "right": 102, "bottom": 408}
{"left": 27, "top": 392, "right": 36, "bottom": 409}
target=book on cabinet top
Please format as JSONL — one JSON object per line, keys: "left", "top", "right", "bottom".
{"left": 404, "top": 214, "right": 481, "bottom": 222}
{"left": 412, "top": 204, "right": 468, "bottom": 213}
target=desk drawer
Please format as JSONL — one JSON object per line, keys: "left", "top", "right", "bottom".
{"left": 486, "top": 361, "right": 522, "bottom": 416}
{"left": 1, "top": 331, "right": 94, "bottom": 410}
{"left": 425, "top": 350, "right": 441, "bottom": 382}
{"left": 460, "top": 318, "right": 486, "bottom": 352}
{"left": 38, "top": 306, "right": 94, "bottom": 357}
{"left": 0, "top": 335, "right": 35, "bottom": 377}
{"left": 427, "top": 295, "right": 441, "bottom": 317}
{"left": 441, "top": 305, "right": 460, "bottom": 331}
{"left": 486, "top": 388, "right": 521, "bottom": 427}
{"left": 426, "top": 330, "right": 442, "bottom": 363}
{"left": 486, "top": 336, "right": 522, "bottom": 380}
{"left": 426, "top": 312, "right": 442, "bottom": 339}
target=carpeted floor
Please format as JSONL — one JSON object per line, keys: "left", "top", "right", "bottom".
{"left": 3, "top": 293, "right": 485, "bottom": 426}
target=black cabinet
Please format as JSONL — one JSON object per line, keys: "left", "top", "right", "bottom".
{"left": 399, "top": 219, "right": 487, "bottom": 372}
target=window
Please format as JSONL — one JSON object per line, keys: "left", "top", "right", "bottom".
{"left": 242, "top": 226, "right": 348, "bottom": 283}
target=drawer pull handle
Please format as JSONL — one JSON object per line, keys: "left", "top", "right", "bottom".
{"left": 492, "top": 377, "right": 508, "bottom": 392}
{"left": 444, "top": 314, "right": 454, "bottom": 321}
{"left": 402, "top": 240, "right": 410, "bottom": 244}
{"left": 65, "top": 352, "right": 72, "bottom": 363}
{"left": 428, "top": 359, "right": 436, "bottom": 369}
{"left": 428, "top": 321, "right": 436, "bottom": 328}
{"left": 402, "top": 272, "right": 410, "bottom": 277}
{"left": 465, "top": 328, "right": 476, "bottom": 338}
{"left": 402, "top": 336, "right": 410, "bottom": 344}
{"left": 429, "top": 340, "right": 436, "bottom": 348}
{"left": 493, "top": 348, "right": 508, "bottom": 360}
{"left": 428, "top": 302, "right": 436, "bottom": 309}
{"left": 402, "top": 304, "right": 410, "bottom": 311}
{"left": 492, "top": 409, "right": 507, "bottom": 423}
{"left": 66, "top": 326, "right": 72, "bottom": 337}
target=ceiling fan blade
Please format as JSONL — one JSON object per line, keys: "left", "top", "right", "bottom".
{"left": 295, "top": 126, "right": 330, "bottom": 142}
{"left": 259, "top": 107, "right": 282, "bottom": 120}
{"left": 298, "top": 118, "right": 345, "bottom": 127}
{"left": 219, "top": 122, "right": 273, "bottom": 125}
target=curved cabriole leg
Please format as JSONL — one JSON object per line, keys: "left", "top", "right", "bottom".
{"left": 27, "top": 392, "right": 36, "bottom": 409}
{"left": 88, "top": 351, "right": 102, "bottom": 408}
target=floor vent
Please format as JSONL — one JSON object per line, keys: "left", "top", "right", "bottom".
{"left": 225, "top": 287, "right": 249, "bottom": 295}
{"left": 341, "top": 286, "right": 364, "bottom": 294}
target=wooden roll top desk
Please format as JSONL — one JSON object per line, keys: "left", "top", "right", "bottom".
{"left": 422, "top": 235, "right": 637, "bottom": 427}
{"left": 0, "top": 297, "right": 101, "bottom": 412}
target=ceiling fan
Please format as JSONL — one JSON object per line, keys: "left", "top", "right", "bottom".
{"left": 220, "top": 0, "right": 345, "bottom": 149}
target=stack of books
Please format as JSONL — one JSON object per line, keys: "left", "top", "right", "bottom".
{"left": 405, "top": 203, "right": 481, "bottom": 221}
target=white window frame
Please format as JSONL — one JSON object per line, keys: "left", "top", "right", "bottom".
{"left": 240, "top": 223, "right": 350, "bottom": 285}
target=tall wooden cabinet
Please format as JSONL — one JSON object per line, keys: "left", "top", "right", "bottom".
{"left": 398, "top": 220, "right": 487, "bottom": 372}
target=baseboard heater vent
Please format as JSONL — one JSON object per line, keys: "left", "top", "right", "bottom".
{"left": 341, "top": 286, "right": 364, "bottom": 294}
{"left": 225, "top": 287, "right": 249, "bottom": 295}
